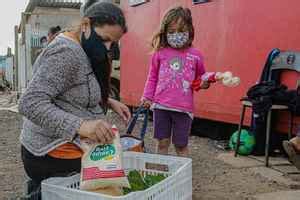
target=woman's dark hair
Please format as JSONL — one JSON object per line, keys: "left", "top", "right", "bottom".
{"left": 48, "top": 26, "right": 61, "bottom": 35}
{"left": 152, "top": 7, "right": 194, "bottom": 51}
{"left": 82, "top": 0, "right": 127, "bottom": 109}
{"left": 83, "top": 1, "right": 127, "bottom": 33}
{"left": 40, "top": 36, "right": 47, "bottom": 43}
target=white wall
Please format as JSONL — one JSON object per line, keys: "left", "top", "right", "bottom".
{"left": 17, "top": 6, "right": 81, "bottom": 94}
{"left": 29, "top": 7, "right": 81, "bottom": 34}
{"left": 18, "top": 43, "right": 27, "bottom": 94}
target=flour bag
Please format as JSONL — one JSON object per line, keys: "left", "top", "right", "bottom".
{"left": 80, "top": 126, "right": 130, "bottom": 191}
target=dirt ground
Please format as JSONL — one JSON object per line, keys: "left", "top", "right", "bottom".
{"left": 0, "top": 109, "right": 292, "bottom": 200}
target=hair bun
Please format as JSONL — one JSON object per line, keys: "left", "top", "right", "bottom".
{"left": 82, "top": 0, "right": 100, "bottom": 15}
{"left": 85, "top": 0, "right": 99, "bottom": 8}
{"left": 56, "top": 26, "right": 61, "bottom": 31}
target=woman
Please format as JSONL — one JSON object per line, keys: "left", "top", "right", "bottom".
{"left": 40, "top": 36, "right": 47, "bottom": 48}
{"left": 18, "top": 1, "right": 130, "bottom": 198}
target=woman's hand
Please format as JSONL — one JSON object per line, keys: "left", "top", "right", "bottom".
{"left": 108, "top": 98, "right": 131, "bottom": 123}
{"left": 78, "top": 119, "right": 114, "bottom": 144}
{"left": 141, "top": 98, "right": 152, "bottom": 109}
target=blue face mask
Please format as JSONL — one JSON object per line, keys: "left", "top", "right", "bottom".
{"left": 167, "top": 31, "right": 189, "bottom": 49}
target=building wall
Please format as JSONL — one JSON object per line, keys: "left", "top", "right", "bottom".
{"left": 29, "top": 7, "right": 81, "bottom": 32}
{"left": 17, "top": 6, "right": 81, "bottom": 94}
{"left": 0, "top": 57, "right": 7, "bottom": 84}
{"left": 0, "top": 57, "right": 6, "bottom": 73}
{"left": 0, "top": 70, "right": 4, "bottom": 83}
{"left": 28, "top": 7, "right": 81, "bottom": 47}
{"left": 5, "top": 57, "right": 14, "bottom": 86}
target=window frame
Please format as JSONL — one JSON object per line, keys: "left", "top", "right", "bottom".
{"left": 192, "top": 0, "right": 210, "bottom": 4}
{"left": 128, "top": 0, "right": 150, "bottom": 7}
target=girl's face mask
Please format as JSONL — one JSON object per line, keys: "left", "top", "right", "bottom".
{"left": 167, "top": 31, "right": 189, "bottom": 49}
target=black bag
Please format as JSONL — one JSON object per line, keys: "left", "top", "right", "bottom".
{"left": 288, "top": 90, "right": 300, "bottom": 116}
{"left": 247, "top": 81, "right": 288, "bottom": 100}
{"left": 247, "top": 81, "right": 289, "bottom": 114}
{"left": 249, "top": 49, "right": 300, "bottom": 155}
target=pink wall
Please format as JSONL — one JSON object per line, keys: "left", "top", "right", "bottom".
{"left": 121, "top": 0, "right": 300, "bottom": 131}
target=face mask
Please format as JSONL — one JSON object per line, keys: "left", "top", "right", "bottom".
{"left": 41, "top": 42, "right": 47, "bottom": 48}
{"left": 81, "top": 28, "right": 108, "bottom": 64}
{"left": 167, "top": 31, "right": 189, "bottom": 49}
{"left": 81, "top": 27, "right": 111, "bottom": 110}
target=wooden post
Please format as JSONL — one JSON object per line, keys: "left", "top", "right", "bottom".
{"left": 14, "top": 26, "right": 19, "bottom": 92}
{"left": 24, "top": 24, "right": 32, "bottom": 88}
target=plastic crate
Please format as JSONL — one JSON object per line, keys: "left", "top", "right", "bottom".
{"left": 42, "top": 152, "right": 192, "bottom": 200}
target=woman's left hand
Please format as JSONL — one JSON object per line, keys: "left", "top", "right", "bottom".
{"left": 108, "top": 98, "right": 131, "bottom": 123}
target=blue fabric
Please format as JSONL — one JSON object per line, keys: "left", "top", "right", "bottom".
{"left": 259, "top": 48, "right": 281, "bottom": 82}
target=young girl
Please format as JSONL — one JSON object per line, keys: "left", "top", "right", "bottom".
{"left": 142, "top": 7, "right": 209, "bottom": 157}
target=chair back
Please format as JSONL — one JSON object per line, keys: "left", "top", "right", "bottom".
{"left": 269, "top": 51, "right": 300, "bottom": 81}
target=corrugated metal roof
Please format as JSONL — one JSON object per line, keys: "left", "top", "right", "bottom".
{"left": 19, "top": 0, "right": 83, "bottom": 32}
{"left": 25, "top": 0, "right": 83, "bottom": 13}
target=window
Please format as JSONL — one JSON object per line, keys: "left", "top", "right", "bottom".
{"left": 129, "top": 0, "right": 149, "bottom": 7}
{"left": 193, "top": 0, "right": 210, "bottom": 4}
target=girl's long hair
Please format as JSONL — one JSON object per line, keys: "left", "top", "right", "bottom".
{"left": 152, "top": 7, "right": 194, "bottom": 51}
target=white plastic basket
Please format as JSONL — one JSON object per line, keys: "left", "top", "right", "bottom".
{"left": 42, "top": 152, "right": 192, "bottom": 200}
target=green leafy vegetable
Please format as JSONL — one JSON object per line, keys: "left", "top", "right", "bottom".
{"left": 123, "top": 170, "right": 167, "bottom": 195}
{"left": 144, "top": 174, "right": 166, "bottom": 187}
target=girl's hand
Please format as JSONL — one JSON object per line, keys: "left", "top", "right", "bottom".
{"left": 108, "top": 98, "right": 131, "bottom": 123}
{"left": 141, "top": 99, "right": 152, "bottom": 109}
{"left": 200, "top": 81, "right": 210, "bottom": 89}
{"left": 79, "top": 120, "right": 114, "bottom": 144}
{"left": 191, "top": 79, "right": 201, "bottom": 91}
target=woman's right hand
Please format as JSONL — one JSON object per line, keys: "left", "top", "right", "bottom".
{"left": 141, "top": 99, "right": 152, "bottom": 109}
{"left": 78, "top": 120, "right": 114, "bottom": 144}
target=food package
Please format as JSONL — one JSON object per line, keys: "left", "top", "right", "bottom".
{"left": 80, "top": 126, "right": 130, "bottom": 191}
